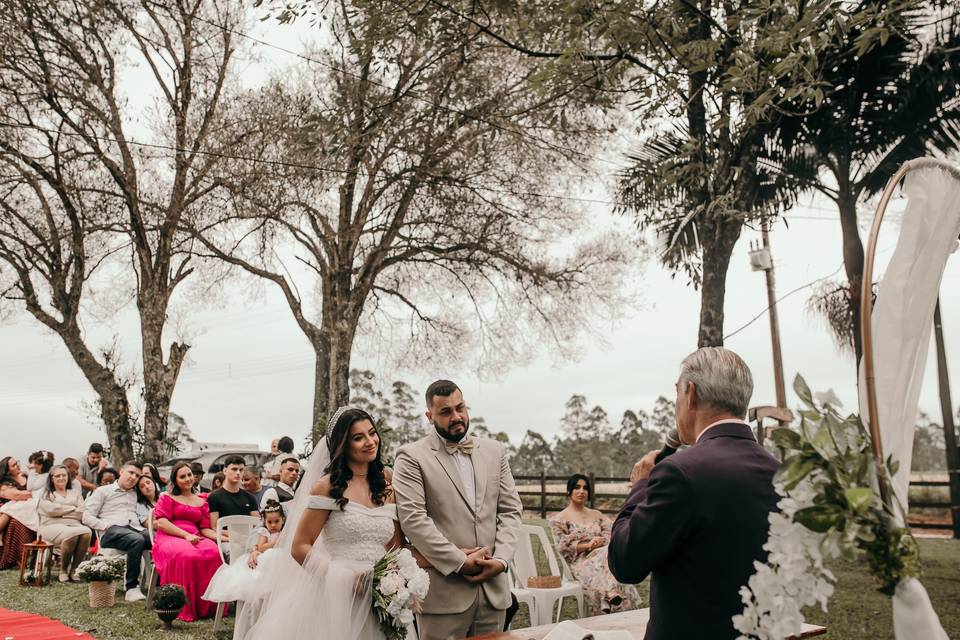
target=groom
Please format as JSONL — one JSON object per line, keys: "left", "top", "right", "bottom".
{"left": 394, "top": 380, "right": 523, "bottom": 640}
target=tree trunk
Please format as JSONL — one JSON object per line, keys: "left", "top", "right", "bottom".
{"left": 58, "top": 323, "right": 135, "bottom": 463}
{"left": 697, "top": 216, "right": 743, "bottom": 347}
{"left": 310, "top": 306, "right": 358, "bottom": 444}
{"left": 138, "top": 291, "right": 189, "bottom": 462}
{"left": 836, "top": 169, "right": 865, "bottom": 363}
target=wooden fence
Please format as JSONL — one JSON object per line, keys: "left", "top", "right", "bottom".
{"left": 515, "top": 472, "right": 956, "bottom": 535}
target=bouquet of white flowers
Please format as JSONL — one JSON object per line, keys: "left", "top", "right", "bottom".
{"left": 371, "top": 548, "right": 429, "bottom": 640}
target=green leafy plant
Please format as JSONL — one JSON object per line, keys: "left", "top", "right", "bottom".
{"left": 772, "top": 374, "right": 919, "bottom": 595}
{"left": 75, "top": 557, "right": 125, "bottom": 583}
{"left": 153, "top": 584, "right": 186, "bottom": 611}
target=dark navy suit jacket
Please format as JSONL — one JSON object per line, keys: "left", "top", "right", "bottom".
{"left": 608, "top": 421, "right": 780, "bottom": 640}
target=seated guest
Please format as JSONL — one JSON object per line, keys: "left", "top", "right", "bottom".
{"left": 97, "top": 466, "right": 118, "bottom": 486}
{"left": 62, "top": 457, "right": 80, "bottom": 482}
{"left": 77, "top": 443, "right": 107, "bottom": 497}
{"left": 242, "top": 468, "right": 268, "bottom": 505}
{"left": 262, "top": 436, "right": 294, "bottom": 487}
{"left": 207, "top": 455, "right": 259, "bottom": 538}
{"left": 210, "top": 472, "right": 225, "bottom": 492}
{"left": 551, "top": 474, "right": 640, "bottom": 615}
{"left": 135, "top": 474, "right": 159, "bottom": 528}
{"left": 608, "top": 347, "right": 780, "bottom": 640}
{"left": 152, "top": 462, "right": 222, "bottom": 621}
{"left": 37, "top": 465, "right": 91, "bottom": 582}
{"left": 258, "top": 456, "right": 299, "bottom": 512}
{"left": 190, "top": 462, "right": 205, "bottom": 494}
{"left": 83, "top": 460, "right": 152, "bottom": 601}
{"left": 27, "top": 450, "right": 55, "bottom": 494}
{"left": 142, "top": 462, "right": 166, "bottom": 493}
{"left": 0, "top": 456, "right": 36, "bottom": 568}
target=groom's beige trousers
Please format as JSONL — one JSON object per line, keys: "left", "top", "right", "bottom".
{"left": 417, "top": 590, "right": 505, "bottom": 640}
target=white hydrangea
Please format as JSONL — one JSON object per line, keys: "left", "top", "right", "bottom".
{"left": 396, "top": 549, "right": 421, "bottom": 580}
{"left": 408, "top": 571, "right": 430, "bottom": 599}
{"left": 398, "top": 607, "right": 415, "bottom": 625}
{"left": 733, "top": 475, "right": 839, "bottom": 640}
{"left": 394, "top": 587, "right": 410, "bottom": 607}
{"left": 378, "top": 571, "right": 404, "bottom": 596}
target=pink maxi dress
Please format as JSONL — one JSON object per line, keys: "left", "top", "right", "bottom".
{"left": 152, "top": 493, "right": 223, "bottom": 621}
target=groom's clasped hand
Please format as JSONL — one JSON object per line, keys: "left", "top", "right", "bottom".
{"left": 457, "top": 546, "right": 504, "bottom": 584}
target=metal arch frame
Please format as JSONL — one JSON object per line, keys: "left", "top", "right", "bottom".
{"left": 860, "top": 157, "right": 960, "bottom": 507}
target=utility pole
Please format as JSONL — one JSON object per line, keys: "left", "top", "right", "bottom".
{"left": 933, "top": 299, "right": 960, "bottom": 539}
{"left": 749, "top": 220, "right": 787, "bottom": 408}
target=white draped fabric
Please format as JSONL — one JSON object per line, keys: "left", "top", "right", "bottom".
{"left": 857, "top": 164, "right": 960, "bottom": 640}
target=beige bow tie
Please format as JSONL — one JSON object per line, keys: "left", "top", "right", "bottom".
{"left": 444, "top": 438, "right": 474, "bottom": 456}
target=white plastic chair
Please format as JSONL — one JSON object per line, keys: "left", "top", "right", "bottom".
{"left": 212, "top": 515, "right": 259, "bottom": 634}
{"left": 143, "top": 510, "right": 159, "bottom": 607}
{"left": 513, "top": 524, "right": 584, "bottom": 625}
{"left": 507, "top": 561, "right": 538, "bottom": 629}
{"left": 94, "top": 529, "right": 126, "bottom": 559}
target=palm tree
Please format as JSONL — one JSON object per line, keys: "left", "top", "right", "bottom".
{"left": 781, "top": 4, "right": 960, "bottom": 362}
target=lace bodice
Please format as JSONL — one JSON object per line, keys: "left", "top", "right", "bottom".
{"left": 308, "top": 495, "right": 397, "bottom": 565}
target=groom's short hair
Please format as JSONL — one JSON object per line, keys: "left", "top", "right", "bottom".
{"left": 425, "top": 379, "right": 460, "bottom": 406}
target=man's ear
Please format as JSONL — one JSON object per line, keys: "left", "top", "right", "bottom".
{"left": 424, "top": 409, "right": 433, "bottom": 424}
{"left": 684, "top": 380, "right": 697, "bottom": 411}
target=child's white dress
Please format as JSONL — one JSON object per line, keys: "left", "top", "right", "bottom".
{"left": 203, "top": 527, "right": 280, "bottom": 603}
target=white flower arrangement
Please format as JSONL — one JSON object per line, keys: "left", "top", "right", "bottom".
{"left": 733, "top": 375, "right": 919, "bottom": 640}
{"left": 76, "top": 556, "right": 126, "bottom": 583}
{"left": 372, "top": 548, "right": 429, "bottom": 639}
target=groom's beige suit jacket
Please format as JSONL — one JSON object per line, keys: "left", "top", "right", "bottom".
{"left": 394, "top": 432, "right": 523, "bottom": 615}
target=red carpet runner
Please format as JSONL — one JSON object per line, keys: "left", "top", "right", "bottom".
{"left": 0, "top": 607, "right": 96, "bottom": 639}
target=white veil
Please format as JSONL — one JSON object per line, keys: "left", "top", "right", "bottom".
{"left": 233, "top": 407, "right": 377, "bottom": 640}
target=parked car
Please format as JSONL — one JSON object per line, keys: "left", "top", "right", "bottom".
{"left": 157, "top": 443, "right": 273, "bottom": 492}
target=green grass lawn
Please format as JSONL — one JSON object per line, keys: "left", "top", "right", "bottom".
{"left": 0, "top": 536, "right": 957, "bottom": 639}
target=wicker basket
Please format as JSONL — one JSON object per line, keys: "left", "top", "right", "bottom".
{"left": 527, "top": 575, "right": 561, "bottom": 589}
{"left": 88, "top": 580, "right": 116, "bottom": 608}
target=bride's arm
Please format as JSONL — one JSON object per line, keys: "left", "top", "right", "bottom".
{"left": 292, "top": 478, "right": 332, "bottom": 565}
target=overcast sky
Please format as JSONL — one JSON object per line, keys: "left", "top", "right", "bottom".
{"left": 2, "top": 14, "right": 958, "bottom": 465}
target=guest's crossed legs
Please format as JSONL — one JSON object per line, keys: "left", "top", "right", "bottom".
{"left": 418, "top": 591, "right": 505, "bottom": 640}
{"left": 100, "top": 525, "right": 152, "bottom": 590}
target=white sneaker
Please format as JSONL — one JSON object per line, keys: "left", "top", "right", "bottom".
{"left": 125, "top": 587, "right": 146, "bottom": 602}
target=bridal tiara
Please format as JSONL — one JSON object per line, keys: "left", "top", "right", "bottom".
{"left": 324, "top": 405, "right": 353, "bottom": 446}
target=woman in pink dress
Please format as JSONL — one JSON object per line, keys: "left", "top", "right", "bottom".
{"left": 152, "top": 462, "right": 223, "bottom": 621}
{"left": 550, "top": 474, "right": 641, "bottom": 616}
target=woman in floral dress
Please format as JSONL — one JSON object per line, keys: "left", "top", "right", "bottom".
{"left": 550, "top": 474, "right": 640, "bottom": 616}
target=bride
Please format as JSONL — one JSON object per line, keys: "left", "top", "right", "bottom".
{"left": 234, "top": 407, "right": 417, "bottom": 640}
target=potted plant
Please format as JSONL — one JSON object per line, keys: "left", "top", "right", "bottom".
{"left": 153, "top": 584, "right": 187, "bottom": 629}
{"left": 75, "top": 556, "right": 126, "bottom": 608}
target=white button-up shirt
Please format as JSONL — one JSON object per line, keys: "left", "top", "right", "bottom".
{"left": 450, "top": 450, "right": 477, "bottom": 510}
{"left": 82, "top": 481, "right": 142, "bottom": 532}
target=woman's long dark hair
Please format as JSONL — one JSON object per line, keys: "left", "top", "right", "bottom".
{"left": 325, "top": 408, "right": 387, "bottom": 510}
{"left": 29, "top": 450, "right": 55, "bottom": 474}
{"left": 44, "top": 465, "right": 75, "bottom": 498}
{"left": 566, "top": 473, "right": 592, "bottom": 500}
{"left": 0, "top": 456, "right": 24, "bottom": 489}
{"left": 168, "top": 461, "right": 195, "bottom": 496}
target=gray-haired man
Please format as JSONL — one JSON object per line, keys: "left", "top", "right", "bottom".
{"left": 608, "top": 347, "right": 780, "bottom": 640}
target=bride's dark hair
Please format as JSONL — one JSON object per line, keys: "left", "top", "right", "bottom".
{"left": 324, "top": 408, "right": 387, "bottom": 510}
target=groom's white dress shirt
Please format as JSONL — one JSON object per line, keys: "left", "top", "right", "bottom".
{"left": 450, "top": 443, "right": 508, "bottom": 573}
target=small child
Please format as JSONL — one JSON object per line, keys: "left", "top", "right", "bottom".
{"left": 248, "top": 500, "right": 285, "bottom": 568}
{"left": 203, "top": 500, "right": 286, "bottom": 604}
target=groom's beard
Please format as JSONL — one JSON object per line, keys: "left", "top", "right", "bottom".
{"left": 433, "top": 420, "right": 469, "bottom": 443}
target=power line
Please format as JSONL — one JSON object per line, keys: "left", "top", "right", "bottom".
{"left": 723, "top": 263, "right": 845, "bottom": 341}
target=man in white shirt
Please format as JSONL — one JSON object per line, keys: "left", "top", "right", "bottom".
{"left": 83, "top": 460, "right": 151, "bottom": 602}
{"left": 259, "top": 456, "right": 300, "bottom": 512}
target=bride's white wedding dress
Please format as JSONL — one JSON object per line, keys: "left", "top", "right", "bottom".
{"left": 234, "top": 495, "right": 417, "bottom": 640}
